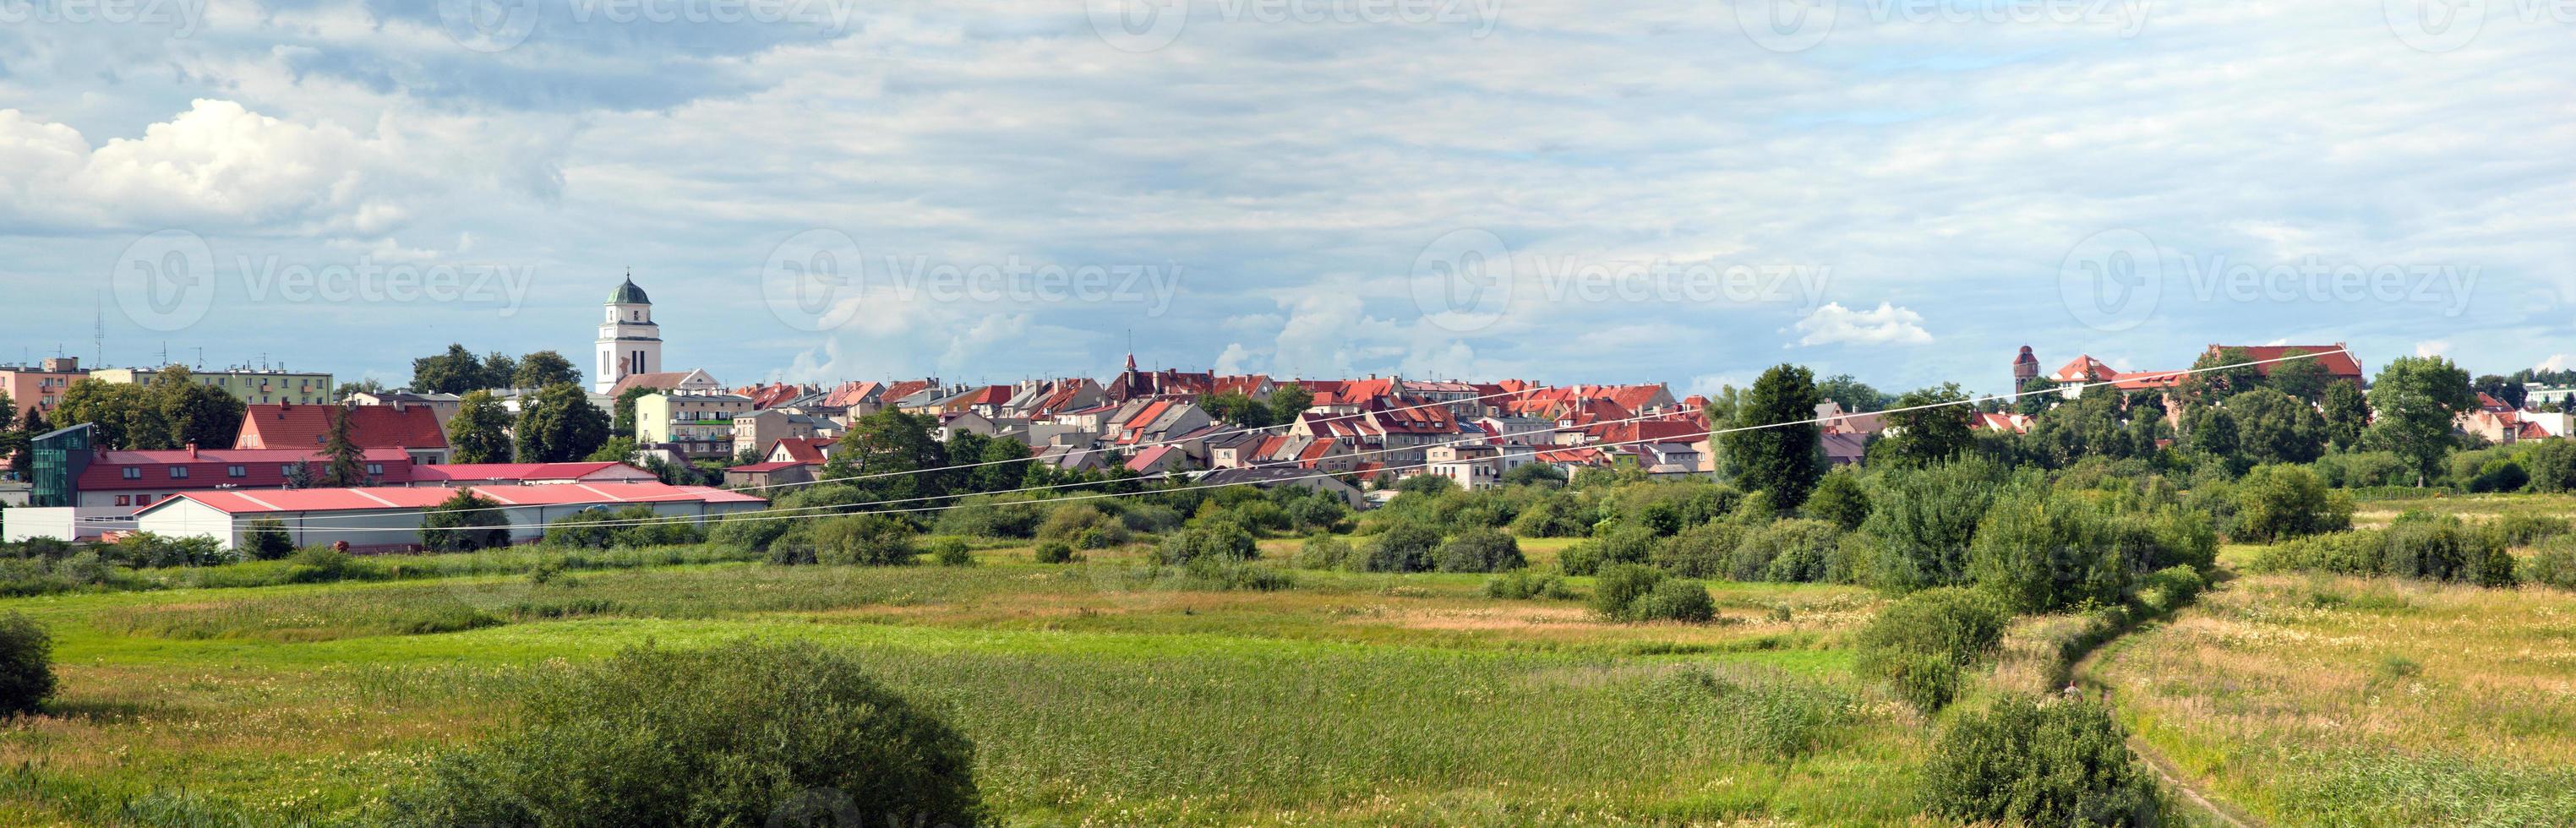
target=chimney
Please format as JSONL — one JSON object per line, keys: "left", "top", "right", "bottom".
{"left": 186, "top": 443, "right": 198, "bottom": 458}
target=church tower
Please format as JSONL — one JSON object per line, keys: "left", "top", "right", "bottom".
{"left": 594, "top": 275, "right": 663, "bottom": 394}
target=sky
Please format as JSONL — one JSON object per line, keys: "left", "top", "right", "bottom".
{"left": 2, "top": 0, "right": 2570, "bottom": 398}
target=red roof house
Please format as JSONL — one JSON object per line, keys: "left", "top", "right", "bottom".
{"left": 234, "top": 403, "right": 450, "bottom": 463}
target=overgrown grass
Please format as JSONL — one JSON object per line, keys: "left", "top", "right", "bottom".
{"left": 2092, "top": 572, "right": 2576, "bottom": 825}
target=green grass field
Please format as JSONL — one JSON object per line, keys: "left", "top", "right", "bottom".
{"left": 0, "top": 545, "right": 1936, "bottom": 826}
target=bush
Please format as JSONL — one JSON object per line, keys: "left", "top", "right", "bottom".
{"left": 2528, "top": 440, "right": 2576, "bottom": 493}
{"left": 0, "top": 613, "right": 55, "bottom": 716}
{"left": 421, "top": 488, "right": 512, "bottom": 553}
{"left": 2131, "top": 564, "right": 2207, "bottom": 613}
{"left": 1853, "top": 588, "right": 2010, "bottom": 714}
{"left": 1733, "top": 519, "right": 1842, "bottom": 584}
{"left": 287, "top": 546, "right": 359, "bottom": 583}
{"left": 2524, "top": 541, "right": 2576, "bottom": 589}
{"left": 1037, "top": 504, "right": 1130, "bottom": 549}
{"left": 1629, "top": 579, "right": 1716, "bottom": 623}
{"left": 1865, "top": 456, "right": 2009, "bottom": 589}
{"left": 811, "top": 514, "right": 919, "bottom": 566}
{"left": 2497, "top": 513, "right": 2572, "bottom": 547}
{"left": 1033, "top": 540, "right": 1078, "bottom": 564}
{"left": 1293, "top": 536, "right": 1354, "bottom": 570}
{"left": 1154, "top": 521, "right": 1257, "bottom": 566}
{"left": 1362, "top": 522, "right": 1442, "bottom": 573}
{"left": 1557, "top": 542, "right": 1601, "bottom": 576}
{"left": 242, "top": 520, "right": 294, "bottom": 560}
{"left": 1920, "top": 695, "right": 2161, "bottom": 827}
{"left": 2231, "top": 465, "right": 2353, "bottom": 542}
{"left": 1804, "top": 469, "right": 1872, "bottom": 531}
{"left": 1650, "top": 521, "right": 1743, "bottom": 580}
{"left": 386, "top": 640, "right": 983, "bottom": 828}
{"left": 927, "top": 537, "right": 974, "bottom": 567}
{"left": 1483, "top": 570, "right": 1575, "bottom": 600}
{"left": 1436, "top": 528, "right": 1525, "bottom": 573}
{"left": 1967, "top": 487, "right": 2124, "bottom": 614}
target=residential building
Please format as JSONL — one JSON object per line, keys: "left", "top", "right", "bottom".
{"left": 635, "top": 391, "right": 753, "bottom": 460}
{"left": 234, "top": 402, "right": 451, "bottom": 464}
{"left": 130, "top": 482, "right": 765, "bottom": 553}
{"left": 349, "top": 390, "right": 464, "bottom": 432}
{"left": 606, "top": 368, "right": 723, "bottom": 398}
{"left": 725, "top": 460, "right": 818, "bottom": 489}
{"left": 94, "top": 365, "right": 333, "bottom": 406}
{"left": 2204, "top": 344, "right": 2365, "bottom": 388}
{"left": 594, "top": 276, "right": 664, "bottom": 394}
{"left": 733, "top": 408, "right": 842, "bottom": 459}
{"left": 0, "top": 357, "right": 89, "bottom": 422}
{"left": 1196, "top": 466, "right": 1366, "bottom": 508}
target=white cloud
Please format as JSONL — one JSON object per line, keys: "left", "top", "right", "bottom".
{"left": 2416, "top": 340, "right": 2452, "bottom": 358}
{"left": 1791, "top": 302, "right": 1934, "bottom": 348}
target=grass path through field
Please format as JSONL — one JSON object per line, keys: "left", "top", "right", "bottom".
{"left": 2061, "top": 574, "right": 2264, "bottom": 828}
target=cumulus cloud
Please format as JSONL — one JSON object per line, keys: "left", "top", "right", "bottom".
{"left": 1791, "top": 302, "right": 1934, "bottom": 347}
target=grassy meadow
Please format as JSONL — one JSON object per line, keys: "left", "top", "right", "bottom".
{"left": 2093, "top": 492, "right": 2576, "bottom": 827}
{"left": 0, "top": 543, "right": 1944, "bottom": 826}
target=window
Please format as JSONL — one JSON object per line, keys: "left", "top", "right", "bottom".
{"left": 281, "top": 465, "right": 296, "bottom": 476}
{"left": 227, "top": 466, "right": 246, "bottom": 477}
{"left": 169, "top": 466, "right": 189, "bottom": 479}
{"left": 122, "top": 467, "right": 141, "bottom": 480}
{"left": 115, "top": 496, "right": 130, "bottom": 506}
{"left": 366, "top": 463, "right": 383, "bottom": 475}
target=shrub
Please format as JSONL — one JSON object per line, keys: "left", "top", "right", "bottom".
{"left": 1483, "top": 570, "right": 1575, "bottom": 600}
{"left": 1804, "top": 469, "right": 1872, "bottom": 531}
{"left": 1593, "top": 526, "right": 1659, "bottom": 568}
{"left": 421, "top": 488, "right": 512, "bottom": 553}
{"left": 0, "top": 613, "right": 55, "bottom": 716}
{"left": 1037, "top": 504, "right": 1130, "bottom": 550}
{"left": 1733, "top": 519, "right": 1842, "bottom": 584}
{"left": 927, "top": 537, "right": 974, "bottom": 567}
{"left": 286, "top": 546, "right": 358, "bottom": 583}
{"left": 2231, "top": 465, "right": 2353, "bottom": 542}
{"left": 1651, "top": 521, "right": 1743, "bottom": 580}
{"left": 1033, "top": 540, "right": 1078, "bottom": 564}
{"left": 1919, "top": 695, "right": 2161, "bottom": 827}
{"left": 1967, "top": 487, "right": 2124, "bottom": 614}
{"left": 811, "top": 514, "right": 919, "bottom": 566}
{"left": 2131, "top": 564, "right": 2207, "bottom": 613}
{"left": 1154, "top": 521, "right": 1257, "bottom": 566}
{"left": 1436, "top": 528, "right": 1525, "bottom": 573}
{"left": 386, "top": 640, "right": 983, "bottom": 827}
{"left": 2496, "top": 513, "right": 2572, "bottom": 547}
{"left": 2528, "top": 439, "right": 2576, "bottom": 493}
{"left": 242, "top": 520, "right": 294, "bottom": 560}
{"left": 1865, "top": 456, "right": 2009, "bottom": 589}
{"left": 1362, "top": 522, "right": 1442, "bottom": 573}
{"left": 2524, "top": 541, "right": 2576, "bottom": 589}
{"left": 1628, "top": 579, "right": 1716, "bottom": 623}
{"left": 1293, "top": 536, "right": 1354, "bottom": 570}
{"left": 1642, "top": 666, "right": 1854, "bottom": 761}
{"left": 1589, "top": 564, "right": 1665, "bottom": 620}
{"left": 1853, "top": 588, "right": 2010, "bottom": 714}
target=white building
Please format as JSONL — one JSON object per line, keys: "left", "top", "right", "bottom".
{"left": 594, "top": 276, "right": 663, "bottom": 394}
{"left": 128, "top": 482, "right": 766, "bottom": 553}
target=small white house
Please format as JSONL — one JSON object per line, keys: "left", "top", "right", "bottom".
{"left": 128, "top": 482, "right": 767, "bottom": 552}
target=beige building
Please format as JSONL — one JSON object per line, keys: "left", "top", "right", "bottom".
{"left": 93, "top": 365, "right": 334, "bottom": 406}
{"left": 636, "top": 391, "right": 754, "bottom": 459}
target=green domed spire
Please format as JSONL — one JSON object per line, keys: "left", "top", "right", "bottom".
{"left": 610, "top": 272, "right": 650, "bottom": 304}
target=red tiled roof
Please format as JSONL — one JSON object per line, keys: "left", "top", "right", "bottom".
{"left": 821, "top": 380, "right": 883, "bottom": 407}
{"left": 770, "top": 438, "right": 837, "bottom": 463}
{"left": 135, "top": 482, "right": 765, "bottom": 516}
{"left": 235, "top": 404, "right": 448, "bottom": 451}
{"left": 1124, "top": 444, "right": 1182, "bottom": 473}
{"left": 2217, "top": 345, "right": 2363, "bottom": 379}
{"left": 79, "top": 448, "right": 413, "bottom": 491}
{"left": 410, "top": 462, "right": 654, "bottom": 483}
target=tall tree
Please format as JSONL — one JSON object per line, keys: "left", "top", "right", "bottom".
{"left": 2267, "top": 348, "right": 2332, "bottom": 402}
{"left": 332, "top": 378, "right": 386, "bottom": 400}
{"left": 1722, "top": 364, "right": 1826, "bottom": 508}
{"left": 1199, "top": 391, "right": 1274, "bottom": 428}
{"left": 421, "top": 488, "right": 511, "bottom": 552}
{"left": 1268, "top": 383, "right": 1315, "bottom": 424}
{"left": 2321, "top": 379, "right": 2370, "bottom": 450}
{"left": 412, "top": 345, "right": 486, "bottom": 395}
{"left": 151, "top": 365, "right": 245, "bottom": 449}
{"left": 2473, "top": 374, "right": 2528, "bottom": 410}
{"left": 1815, "top": 373, "right": 1889, "bottom": 412}
{"left": 448, "top": 390, "right": 514, "bottom": 463}
{"left": 322, "top": 406, "right": 368, "bottom": 486}
{"left": 512, "top": 351, "right": 581, "bottom": 390}
{"left": 2179, "top": 346, "right": 2264, "bottom": 410}
{"left": 0, "top": 392, "right": 21, "bottom": 474}
{"left": 969, "top": 436, "right": 1030, "bottom": 493}
{"left": 2227, "top": 387, "right": 2327, "bottom": 466}
{"left": 822, "top": 411, "right": 950, "bottom": 503}
{"left": 52, "top": 378, "right": 160, "bottom": 449}
{"left": 8, "top": 411, "right": 45, "bottom": 478}
{"left": 1880, "top": 383, "right": 1978, "bottom": 468}
{"left": 513, "top": 384, "right": 611, "bottom": 463}
{"left": 611, "top": 386, "right": 655, "bottom": 438}
{"left": 479, "top": 351, "right": 519, "bottom": 389}
{"left": 2366, "top": 356, "right": 2474, "bottom": 486}
{"left": 2013, "top": 377, "right": 2060, "bottom": 417}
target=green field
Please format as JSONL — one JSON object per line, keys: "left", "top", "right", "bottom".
{"left": 0, "top": 545, "right": 1937, "bottom": 826}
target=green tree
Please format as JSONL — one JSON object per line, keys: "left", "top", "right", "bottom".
{"left": 150, "top": 366, "right": 245, "bottom": 450}
{"left": 1815, "top": 373, "right": 1888, "bottom": 412}
{"left": 1723, "top": 364, "right": 1826, "bottom": 509}
{"left": 610, "top": 385, "right": 654, "bottom": 438}
{"left": 586, "top": 436, "right": 638, "bottom": 463}
{"left": 1879, "top": 383, "right": 1978, "bottom": 468}
{"left": 331, "top": 378, "right": 385, "bottom": 400}
{"left": 2179, "top": 346, "right": 2264, "bottom": 410}
{"left": 243, "top": 518, "right": 295, "bottom": 559}
{"left": 421, "top": 488, "right": 511, "bottom": 552}
{"left": 513, "top": 384, "right": 612, "bottom": 463}
{"left": 2182, "top": 406, "right": 2240, "bottom": 466}
{"left": 52, "top": 378, "right": 159, "bottom": 449}
{"left": 410, "top": 344, "right": 487, "bottom": 395}
{"left": 478, "top": 351, "right": 518, "bottom": 389}
{"left": 1921, "top": 696, "right": 2161, "bottom": 826}
{"left": 0, "top": 613, "right": 56, "bottom": 716}
{"left": 2473, "top": 374, "right": 2528, "bottom": 410}
{"left": 2366, "top": 356, "right": 2475, "bottom": 486}
{"left": 2320, "top": 379, "right": 2370, "bottom": 450}
{"left": 448, "top": 390, "right": 513, "bottom": 464}
{"left": 2227, "top": 387, "right": 2327, "bottom": 466}
{"left": 2268, "top": 347, "right": 2331, "bottom": 401}
{"left": 322, "top": 406, "right": 368, "bottom": 486}
{"left": 511, "top": 351, "right": 581, "bottom": 390}
{"left": 0, "top": 392, "right": 22, "bottom": 475}
{"left": 1268, "top": 383, "right": 1315, "bottom": 424}
{"left": 1865, "top": 456, "right": 2008, "bottom": 590}
{"left": 1200, "top": 390, "right": 1274, "bottom": 428}
{"left": 823, "top": 412, "right": 950, "bottom": 503}
{"left": 969, "top": 436, "right": 1030, "bottom": 493}
{"left": 1804, "top": 468, "right": 1872, "bottom": 530}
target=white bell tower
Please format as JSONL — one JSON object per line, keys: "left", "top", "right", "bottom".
{"left": 594, "top": 272, "right": 663, "bottom": 393}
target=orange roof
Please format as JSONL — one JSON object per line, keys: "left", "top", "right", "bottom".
{"left": 236, "top": 404, "right": 448, "bottom": 451}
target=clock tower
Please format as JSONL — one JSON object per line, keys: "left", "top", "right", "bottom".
{"left": 595, "top": 275, "right": 663, "bottom": 394}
